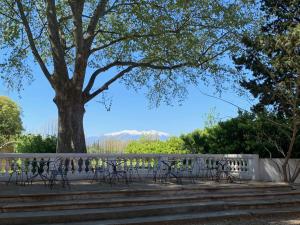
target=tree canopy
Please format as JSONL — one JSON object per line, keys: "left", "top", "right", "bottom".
{"left": 234, "top": 0, "right": 300, "bottom": 116}
{"left": 0, "top": 96, "right": 23, "bottom": 148}
{"left": 125, "top": 137, "right": 187, "bottom": 154}
{"left": 0, "top": 0, "right": 256, "bottom": 104}
{"left": 0, "top": 0, "right": 257, "bottom": 153}
{"left": 15, "top": 134, "right": 57, "bottom": 153}
{"left": 180, "top": 112, "right": 300, "bottom": 158}
{"left": 233, "top": 0, "right": 300, "bottom": 182}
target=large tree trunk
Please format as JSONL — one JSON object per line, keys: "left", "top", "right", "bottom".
{"left": 54, "top": 95, "right": 87, "bottom": 153}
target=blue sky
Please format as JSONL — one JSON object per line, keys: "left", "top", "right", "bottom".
{"left": 0, "top": 64, "right": 253, "bottom": 137}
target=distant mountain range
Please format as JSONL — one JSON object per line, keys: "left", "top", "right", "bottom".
{"left": 86, "top": 130, "right": 170, "bottom": 145}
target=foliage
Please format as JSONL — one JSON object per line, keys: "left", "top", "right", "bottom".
{"left": 0, "top": 1, "right": 256, "bottom": 100}
{"left": 233, "top": 0, "right": 300, "bottom": 182}
{"left": 0, "top": 0, "right": 257, "bottom": 152}
{"left": 15, "top": 134, "right": 57, "bottom": 153}
{"left": 233, "top": 0, "right": 300, "bottom": 117}
{"left": 125, "top": 137, "right": 187, "bottom": 154}
{"left": 254, "top": 112, "right": 300, "bottom": 158}
{"left": 180, "top": 112, "right": 300, "bottom": 158}
{"left": 180, "top": 129, "right": 210, "bottom": 154}
{"left": 206, "top": 112, "right": 263, "bottom": 155}
{"left": 0, "top": 96, "right": 23, "bottom": 148}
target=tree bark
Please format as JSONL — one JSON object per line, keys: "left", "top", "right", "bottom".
{"left": 282, "top": 125, "right": 298, "bottom": 183}
{"left": 54, "top": 95, "right": 87, "bottom": 153}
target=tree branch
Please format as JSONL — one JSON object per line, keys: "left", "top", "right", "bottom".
{"left": 89, "top": 33, "right": 158, "bottom": 54}
{"left": 85, "top": 60, "right": 190, "bottom": 95}
{"left": 68, "top": 1, "right": 84, "bottom": 52}
{"left": 68, "top": 0, "right": 86, "bottom": 86}
{"left": 116, "top": 61, "right": 189, "bottom": 70}
{"left": 16, "top": 0, "right": 53, "bottom": 86}
{"left": 83, "top": 33, "right": 237, "bottom": 103}
{"left": 85, "top": 66, "right": 135, "bottom": 102}
{"left": 85, "top": 0, "right": 108, "bottom": 50}
{"left": 45, "top": 0, "right": 69, "bottom": 78}
{"left": 89, "top": 29, "right": 187, "bottom": 55}
{"left": 83, "top": 61, "right": 120, "bottom": 94}
{"left": 0, "top": 10, "right": 22, "bottom": 23}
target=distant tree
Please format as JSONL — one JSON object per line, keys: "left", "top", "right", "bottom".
{"left": 88, "top": 138, "right": 130, "bottom": 154}
{"left": 180, "top": 111, "right": 300, "bottom": 157}
{"left": 15, "top": 134, "right": 57, "bottom": 153}
{"left": 203, "top": 107, "right": 220, "bottom": 128}
{"left": 125, "top": 137, "right": 186, "bottom": 154}
{"left": 0, "top": 96, "right": 23, "bottom": 150}
{"left": 0, "top": 1, "right": 255, "bottom": 153}
{"left": 180, "top": 130, "right": 210, "bottom": 154}
{"left": 234, "top": 0, "right": 300, "bottom": 182}
{"left": 205, "top": 112, "right": 259, "bottom": 154}
{"left": 206, "top": 112, "right": 290, "bottom": 156}
{"left": 164, "top": 137, "right": 187, "bottom": 154}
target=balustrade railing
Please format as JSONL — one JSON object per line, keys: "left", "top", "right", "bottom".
{"left": 0, "top": 153, "right": 259, "bottom": 182}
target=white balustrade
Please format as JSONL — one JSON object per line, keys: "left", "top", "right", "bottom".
{"left": 0, "top": 153, "right": 259, "bottom": 182}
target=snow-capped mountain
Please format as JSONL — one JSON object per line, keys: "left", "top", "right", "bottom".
{"left": 86, "top": 130, "right": 170, "bottom": 145}
{"left": 104, "top": 130, "right": 169, "bottom": 138}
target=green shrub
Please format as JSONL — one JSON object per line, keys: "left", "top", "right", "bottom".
{"left": 180, "top": 111, "right": 300, "bottom": 157}
{"left": 15, "top": 134, "right": 57, "bottom": 153}
{"left": 125, "top": 137, "right": 187, "bottom": 154}
{"left": 0, "top": 96, "right": 23, "bottom": 151}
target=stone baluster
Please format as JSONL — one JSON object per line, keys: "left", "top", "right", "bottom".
{"left": 236, "top": 159, "right": 240, "bottom": 172}
{"left": 129, "top": 157, "right": 133, "bottom": 170}
{"left": 5, "top": 158, "right": 10, "bottom": 176}
{"left": 147, "top": 157, "right": 151, "bottom": 170}
{"left": 71, "top": 157, "right": 76, "bottom": 174}
{"left": 240, "top": 159, "right": 244, "bottom": 172}
{"left": 27, "top": 157, "right": 32, "bottom": 177}
{"left": 0, "top": 158, "right": 2, "bottom": 176}
{"left": 244, "top": 159, "right": 249, "bottom": 172}
{"left": 20, "top": 158, "right": 25, "bottom": 179}
{"left": 141, "top": 158, "right": 145, "bottom": 171}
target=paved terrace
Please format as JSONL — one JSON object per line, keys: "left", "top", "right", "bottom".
{"left": 0, "top": 180, "right": 293, "bottom": 195}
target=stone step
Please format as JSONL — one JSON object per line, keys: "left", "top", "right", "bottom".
{"left": 44, "top": 207, "right": 300, "bottom": 225}
{"left": 1, "top": 190, "right": 300, "bottom": 213}
{"left": 1, "top": 197, "right": 300, "bottom": 225}
{"left": 0, "top": 183, "right": 292, "bottom": 203}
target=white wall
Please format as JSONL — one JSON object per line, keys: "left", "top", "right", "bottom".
{"left": 258, "top": 158, "right": 300, "bottom": 183}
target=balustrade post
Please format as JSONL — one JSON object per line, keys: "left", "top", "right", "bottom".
{"left": 248, "top": 154, "right": 259, "bottom": 180}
